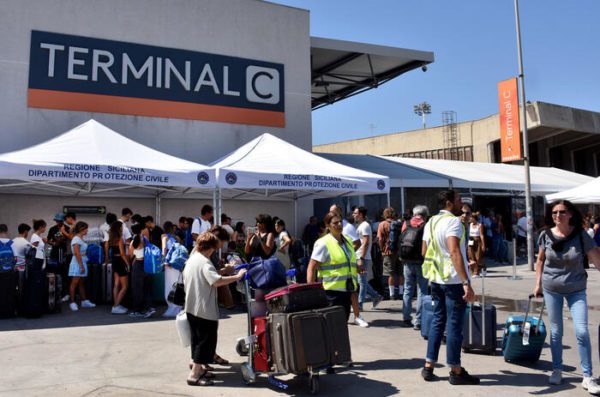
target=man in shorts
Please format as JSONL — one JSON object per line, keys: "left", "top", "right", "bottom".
{"left": 377, "top": 207, "right": 404, "bottom": 300}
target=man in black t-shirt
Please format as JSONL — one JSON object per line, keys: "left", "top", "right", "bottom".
{"left": 47, "top": 213, "right": 67, "bottom": 270}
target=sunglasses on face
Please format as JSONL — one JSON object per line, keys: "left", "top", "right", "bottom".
{"left": 552, "top": 210, "right": 567, "bottom": 216}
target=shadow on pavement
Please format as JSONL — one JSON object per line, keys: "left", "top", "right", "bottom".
{"left": 0, "top": 303, "right": 245, "bottom": 332}
{"left": 478, "top": 369, "right": 578, "bottom": 394}
{"left": 208, "top": 363, "right": 400, "bottom": 396}
{"left": 0, "top": 304, "right": 172, "bottom": 331}
{"left": 350, "top": 358, "right": 443, "bottom": 371}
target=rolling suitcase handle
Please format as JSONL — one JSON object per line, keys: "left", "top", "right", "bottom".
{"left": 468, "top": 273, "right": 485, "bottom": 346}
{"left": 523, "top": 293, "right": 545, "bottom": 335}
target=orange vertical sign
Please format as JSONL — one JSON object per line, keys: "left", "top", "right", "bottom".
{"left": 498, "top": 78, "right": 521, "bottom": 162}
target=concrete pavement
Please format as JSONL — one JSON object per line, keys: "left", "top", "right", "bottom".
{"left": 2, "top": 261, "right": 600, "bottom": 396}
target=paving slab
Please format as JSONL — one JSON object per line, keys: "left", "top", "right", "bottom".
{"left": 1, "top": 261, "right": 600, "bottom": 396}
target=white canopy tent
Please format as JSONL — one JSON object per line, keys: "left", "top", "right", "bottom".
{"left": 0, "top": 120, "right": 216, "bottom": 224}
{"left": 546, "top": 177, "right": 600, "bottom": 204}
{"left": 0, "top": 119, "right": 216, "bottom": 198}
{"left": 317, "top": 154, "right": 594, "bottom": 212}
{"left": 376, "top": 156, "right": 593, "bottom": 194}
{"left": 210, "top": 133, "right": 390, "bottom": 227}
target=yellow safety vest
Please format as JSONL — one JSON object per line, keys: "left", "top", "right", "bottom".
{"left": 317, "top": 233, "right": 358, "bottom": 292}
{"left": 422, "top": 213, "right": 465, "bottom": 282}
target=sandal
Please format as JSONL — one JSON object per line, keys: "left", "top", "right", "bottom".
{"left": 187, "top": 373, "right": 214, "bottom": 386}
{"left": 213, "top": 354, "right": 229, "bottom": 366}
{"left": 188, "top": 363, "right": 216, "bottom": 372}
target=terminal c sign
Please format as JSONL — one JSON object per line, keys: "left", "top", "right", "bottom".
{"left": 27, "top": 31, "right": 285, "bottom": 127}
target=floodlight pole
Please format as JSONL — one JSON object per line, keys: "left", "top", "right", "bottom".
{"left": 514, "top": 0, "right": 534, "bottom": 271}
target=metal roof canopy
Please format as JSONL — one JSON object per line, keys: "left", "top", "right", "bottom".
{"left": 310, "top": 37, "right": 434, "bottom": 110}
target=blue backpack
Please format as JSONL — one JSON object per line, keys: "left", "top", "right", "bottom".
{"left": 165, "top": 241, "right": 189, "bottom": 271}
{"left": 143, "top": 237, "right": 164, "bottom": 274}
{"left": 0, "top": 240, "right": 15, "bottom": 271}
{"left": 86, "top": 243, "right": 104, "bottom": 265}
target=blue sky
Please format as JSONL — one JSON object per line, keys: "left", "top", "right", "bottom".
{"left": 272, "top": 0, "right": 600, "bottom": 145}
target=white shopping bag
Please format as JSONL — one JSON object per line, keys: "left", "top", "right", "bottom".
{"left": 175, "top": 311, "right": 192, "bottom": 347}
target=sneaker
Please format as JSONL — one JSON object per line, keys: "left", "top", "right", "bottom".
{"left": 421, "top": 366, "right": 435, "bottom": 382}
{"left": 61, "top": 294, "right": 70, "bottom": 303}
{"left": 129, "top": 311, "right": 145, "bottom": 318}
{"left": 413, "top": 323, "right": 421, "bottom": 331}
{"left": 69, "top": 302, "right": 78, "bottom": 311}
{"left": 549, "top": 369, "right": 562, "bottom": 385}
{"left": 582, "top": 376, "right": 600, "bottom": 393}
{"left": 81, "top": 300, "right": 96, "bottom": 308}
{"left": 111, "top": 306, "right": 128, "bottom": 314}
{"left": 162, "top": 307, "right": 177, "bottom": 318}
{"left": 146, "top": 308, "right": 157, "bottom": 317}
{"left": 401, "top": 319, "right": 413, "bottom": 327}
{"left": 449, "top": 368, "right": 480, "bottom": 385}
{"left": 353, "top": 315, "right": 369, "bottom": 328}
{"left": 372, "top": 295, "right": 383, "bottom": 308}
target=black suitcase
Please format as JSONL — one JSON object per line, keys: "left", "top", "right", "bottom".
{"left": 0, "top": 270, "right": 17, "bottom": 318}
{"left": 314, "top": 305, "right": 352, "bottom": 365}
{"left": 19, "top": 268, "right": 47, "bottom": 317}
{"left": 463, "top": 274, "right": 497, "bottom": 355}
{"left": 269, "top": 310, "right": 330, "bottom": 374}
{"left": 85, "top": 262, "right": 103, "bottom": 304}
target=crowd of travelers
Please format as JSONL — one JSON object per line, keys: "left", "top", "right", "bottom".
{"left": 2, "top": 192, "right": 600, "bottom": 391}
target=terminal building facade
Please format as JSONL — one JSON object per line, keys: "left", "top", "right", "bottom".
{"left": 0, "top": 0, "right": 433, "bottom": 234}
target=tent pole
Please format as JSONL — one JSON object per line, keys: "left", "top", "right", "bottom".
{"left": 217, "top": 187, "right": 222, "bottom": 226}
{"left": 400, "top": 186, "right": 405, "bottom": 215}
{"left": 155, "top": 194, "right": 161, "bottom": 225}
{"left": 294, "top": 198, "right": 298, "bottom": 238}
{"left": 387, "top": 191, "right": 391, "bottom": 207}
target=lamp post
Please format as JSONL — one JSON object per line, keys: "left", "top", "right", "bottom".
{"left": 414, "top": 102, "right": 431, "bottom": 129}
{"left": 514, "top": 0, "right": 534, "bottom": 271}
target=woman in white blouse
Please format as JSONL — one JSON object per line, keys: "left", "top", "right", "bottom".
{"left": 183, "top": 232, "right": 247, "bottom": 386}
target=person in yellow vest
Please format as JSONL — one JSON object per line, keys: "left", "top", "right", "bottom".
{"left": 420, "top": 190, "right": 478, "bottom": 386}
{"left": 307, "top": 211, "right": 358, "bottom": 321}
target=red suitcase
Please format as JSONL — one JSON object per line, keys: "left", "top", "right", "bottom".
{"left": 252, "top": 317, "right": 270, "bottom": 372}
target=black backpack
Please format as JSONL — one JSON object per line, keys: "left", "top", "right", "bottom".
{"left": 388, "top": 220, "right": 403, "bottom": 252}
{"left": 399, "top": 223, "right": 425, "bottom": 261}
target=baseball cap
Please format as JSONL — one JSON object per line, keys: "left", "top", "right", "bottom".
{"left": 54, "top": 213, "right": 65, "bottom": 222}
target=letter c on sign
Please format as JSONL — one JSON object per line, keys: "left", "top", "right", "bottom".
{"left": 251, "top": 71, "right": 273, "bottom": 100}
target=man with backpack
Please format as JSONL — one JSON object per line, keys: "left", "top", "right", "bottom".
{"left": 0, "top": 224, "right": 16, "bottom": 271}
{"left": 191, "top": 205, "right": 213, "bottom": 242}
{"left": 400, "top": 205, "right": 429, "bottom": 329}
{"left": 377, "top": 207, "right": 404, "bottom": 300}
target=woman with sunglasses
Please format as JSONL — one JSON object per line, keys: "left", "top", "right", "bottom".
{"left": 307, "top": 211, "right": 359, "bottom": 321}
{"left": 533, "top": 200, "right": 600, "bottom": 391}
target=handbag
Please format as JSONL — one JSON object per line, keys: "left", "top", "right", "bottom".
{"left": 175, "top": 311, "right": 192, "bottom": 347}
{"left": 167, "top": 270, "right": 186, "bottom": 306}
{"left": 247, "top": 256, "right": 287, "bottom": 289}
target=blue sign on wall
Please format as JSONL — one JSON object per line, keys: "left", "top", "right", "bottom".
{"left": 28, "top": 30, "right": 285, "bottom": 127}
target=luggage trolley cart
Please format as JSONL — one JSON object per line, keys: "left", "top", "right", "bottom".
{"left": 236, "top": 266, "right": 323, "bottom": 395}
